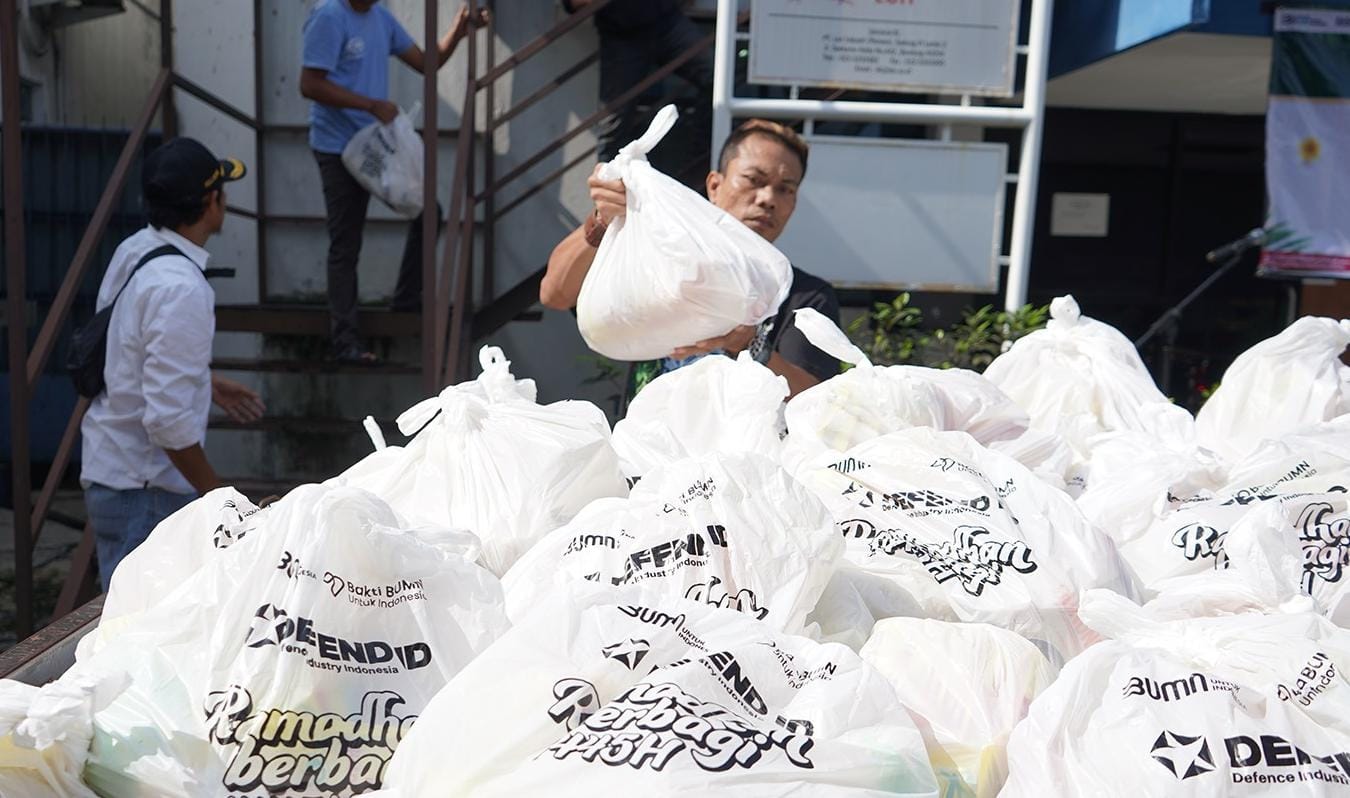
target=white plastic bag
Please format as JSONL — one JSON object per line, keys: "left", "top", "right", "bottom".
{"left": 983, "top": 295, "right": 1192, "bottom": 460}
{"left": 375, "top": 590, "right": 940, "bottom": 797}
{"left": 611, "top": 352, "right": 788, "bottom": 478}
{"left": 860, "top": 618, "right": 1056, "bottom": 798}
{"left": 798, "top": 426, "right": 1139, "bottom": 665}
{"left": 784, "top": 309, "right": 1031, "bottom": 472}
{"left": 71, "top": 484, "right": 509, "bottom": 797}
{"left": 336, "top": 348, "right": 626, "bottom": 576}
{"left": 0, "top": 670, "right": 125, "bottom": 798}
{"left": 502, "top": 452, "right": 840, "bottom": 635}
{"left": 576, "top": 105, "right": 792, "bottom": 360}
{"left": 342, "top": 103, "right": 424, "bottom": 218}
{"left": 1002, "top": 589, "right": 1350, "bottom": 796}
{"left": 1196, "top": 316, "right": 1350, "bottom": 464}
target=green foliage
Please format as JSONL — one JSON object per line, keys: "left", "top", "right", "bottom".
{"left": 847, "top": 294, "right": 1050, "bottom": 372}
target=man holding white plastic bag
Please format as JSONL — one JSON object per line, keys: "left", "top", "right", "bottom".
{"left": 300, "top": 0, "right": 486, "bottom": 363}
{"left": 542, "top": 116, "right": 841, "bottom": 397}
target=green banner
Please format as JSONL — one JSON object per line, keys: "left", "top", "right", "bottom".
{"left": 1263, "top": 6, "right": 1350, "bottom": 277}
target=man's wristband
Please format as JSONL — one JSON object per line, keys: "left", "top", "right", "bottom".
{"left": 583, "top": 211, "right": 608, "bottom": 248}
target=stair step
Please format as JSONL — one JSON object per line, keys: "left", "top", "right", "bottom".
{"left": 216, "top": 304, "right": 422, "bottom": 337}
{"left": 208, "top": 415, "right": 399, "bottom": 434}
{"left": 211, "top": 357, "right": 421, "bottom": 375}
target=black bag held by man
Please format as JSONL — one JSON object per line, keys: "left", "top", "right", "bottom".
{"left": 67, "top": 244, "right": 182, "bottom": 399}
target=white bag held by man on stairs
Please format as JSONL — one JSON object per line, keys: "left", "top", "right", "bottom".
{"left": 503, "top": 452, "right": 840, "bottom": 635}
{"left": 341, "top": 103, "right": 424, "bottom": 218}
{"left": 1001, "top": 589, "right": 1350, "bottom": 797}
{"left": 798, "top": 426, "right": 1139, "bottom": 665}
{"left": 336, "top": 347, "right": 627, "bottom": 576}
{"left": 374, "top": 590, "right": 941, "bottom": 797}
{"left": 1196, "top": 316, "right": 1350, "bottom": 464}
{"left": 576, "top": 105, "right": 793, "bottom": 361}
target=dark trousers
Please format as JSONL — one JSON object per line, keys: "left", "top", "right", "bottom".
{"left": 314, "top": 150, "right": 434, "bottom": 350}
{"left": 598, "top": 13, "right": 715, "bottom": 163}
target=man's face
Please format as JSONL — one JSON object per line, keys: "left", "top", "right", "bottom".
{"left": 705, "top": 134, "right": 802, "bottom": 244}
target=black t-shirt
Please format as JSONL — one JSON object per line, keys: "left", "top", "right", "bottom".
{"left": 751, "top": 266, "right": 842, "bottom": 382}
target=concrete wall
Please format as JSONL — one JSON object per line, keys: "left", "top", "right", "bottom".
{"left": 10, "top": 1, "right": 163, "bottom": 127}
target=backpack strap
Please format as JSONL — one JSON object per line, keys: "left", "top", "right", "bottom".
{"left": 108, "top": 244, "right": 184, "bottom": 308}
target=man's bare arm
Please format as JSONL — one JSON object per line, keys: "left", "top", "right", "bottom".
{"left": 767, "top": 352, "right": 822, "bottom": 398}
{"left": 541, "top": 224, "right": 597, "bottom": 310}
{"left": 299, "top": 67, "right": 398, "bottom": 123}
{"left": 165, "top": 444, "right": 222, "bottom": 495}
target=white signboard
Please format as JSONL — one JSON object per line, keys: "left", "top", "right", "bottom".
{"left": 773, "top": 137, "right": 1007, "bottom": 292}
{"left": 749, "top": 0, "right": 1020, "bottom": 96}
{"left": 1050, "top": 193, "right": 1110, "bottom": 238}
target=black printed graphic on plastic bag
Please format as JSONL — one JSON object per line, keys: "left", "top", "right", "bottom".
{"left": 868, "top": 524, "right": 1038, "bottom": 595}
{"left": 204, "top": 685, "right": 416, "bottom": 794}
{"left": 545, "top": 681, "right": 814, "bottom": 773}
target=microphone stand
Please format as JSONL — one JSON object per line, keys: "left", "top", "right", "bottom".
{"left": 1133, "top": 250, "right": 1248, "bottom": 396}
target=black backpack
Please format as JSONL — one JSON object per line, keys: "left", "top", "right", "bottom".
{"left": 67, "top": 244, "right": 183, "bottom": 398}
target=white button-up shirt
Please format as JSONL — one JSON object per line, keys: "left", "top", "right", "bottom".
{"left": 80, "top": 226, "right": 215, "bottom": 494}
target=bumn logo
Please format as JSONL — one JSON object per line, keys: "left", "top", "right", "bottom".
{"left": 1152, "top": 730, "right": 1216, "bottom": 780}
{"left": 602, "top": 638, "right": 651, "bottom": 670}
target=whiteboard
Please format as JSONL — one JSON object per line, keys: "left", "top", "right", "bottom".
{"left": 773, "top": 137, "right": 1007, "bottom": 292}
{"left": 749, "top": 0, "right": 1020, "bottom": 96}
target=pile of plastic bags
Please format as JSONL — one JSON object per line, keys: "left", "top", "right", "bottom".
{"left": 4, "top": 109, "right": 1350, "bottom": 797}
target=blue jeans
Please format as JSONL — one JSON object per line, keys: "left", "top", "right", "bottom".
{"left": 86, "top": 484, "right": 195, "bottom": 592}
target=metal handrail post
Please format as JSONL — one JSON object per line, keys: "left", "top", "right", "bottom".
{"left": 26, "top": 70, "right": 170, "bottom": 385}
{"left": 444, "top": 0, "right": 480, "bottom": 386}
{"left": 483, "top": 1, "right": 496, "bottom": 306}
{"left": 421, "top": 0, "right": 439, "bottom": 395}
{"left": 160, "top": 0, "right": 176, "bottom": 137}
{"left": 253, "top": 0, "right": 268, "bottom": 304}
{"left": 1005, "top": 0, "right": 1054, "bottom": 312}
{"left": 2, "top": 0, "right": 34, "bottom": 639}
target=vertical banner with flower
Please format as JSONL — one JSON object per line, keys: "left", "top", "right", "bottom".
{"left": 1263, "top": 7, "right": 1350, "bottom": 277}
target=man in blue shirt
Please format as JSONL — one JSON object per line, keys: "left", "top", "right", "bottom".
{"left": 301, "top": 1, "right": 486, "bottom": 363}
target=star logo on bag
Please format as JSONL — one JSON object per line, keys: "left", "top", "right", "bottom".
{"left": 602, "top": 638, "right": 651, "bottom": 670}
{"left": 244, "top": 604, "right": 290, "bottom": 648}
{"left": 1151, "top": 730, "right": 1215, "bottom": 780}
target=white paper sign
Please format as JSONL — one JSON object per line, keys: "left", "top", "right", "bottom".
{"left": 749, "top": 0, "right": 1019, "bottom": 96}
{"left": 1050, "top": 193, "right": 1111, "bottom": 238}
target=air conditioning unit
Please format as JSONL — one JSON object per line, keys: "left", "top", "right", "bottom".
{"left": 27, "top": 0, "right": 125, "bottom": 28}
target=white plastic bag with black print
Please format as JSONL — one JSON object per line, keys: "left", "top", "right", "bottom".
{"left": 71, "top": 484, "right": 508, "bottom": 798}
{"left": 1002, "top": 589, "right": 1350, "bottom": 797}
{"left": 503, "top": 452, "right": 840, "bottom": 635}
{"left": 342, "top": 104, "right": 424, "bottom": 218}
{"left": 796, "top": 426, "right": 1138, "bottom": 665}
{"left": 374, "top": 590, "right": 940, "bottom": 797}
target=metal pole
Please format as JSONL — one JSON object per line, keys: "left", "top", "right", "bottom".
{"left": 253, "top": 0, "right": 267, "bottom": 304}
{"left": 420, "top": 0, "right": 439, "bottom": 396}
{"left": 483, "top": 0, "right": 495, "bottom": 306}
{"left": 711, "top": 0, "right": 737, "bottom": 169}
{"left": 160, "top": 0, "right": 176, "bottom": 137}
{"left": 1004, "top": 0, "right": 1054, "bottom": 312}
{"left": 444, "top": 0, "right": 478, "bottom": 385}
{"left": 2, "top": 0, "right": 35, "bottom": 638}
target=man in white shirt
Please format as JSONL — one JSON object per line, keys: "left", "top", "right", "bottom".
{"left": 81, "top": 138, "right": 266, "bottom": 590}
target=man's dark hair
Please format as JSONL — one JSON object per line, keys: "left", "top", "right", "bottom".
{"left": 145, "top": 191, "right": 212, "bottom": 232}
{"left": 717, "top": 119, "right": 809, "bottom": 178}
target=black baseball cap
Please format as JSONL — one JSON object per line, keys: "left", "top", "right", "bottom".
{"left": 142, "top": 138, "right": 246, "bottom": 208}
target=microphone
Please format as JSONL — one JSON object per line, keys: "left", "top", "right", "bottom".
{"left": 1205, "top": 228, "right": 1266, "bottom": 264}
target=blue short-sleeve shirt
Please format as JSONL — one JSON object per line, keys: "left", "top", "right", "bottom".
{"left": 302, "top": 0, "right": 415, "bottom": 154}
